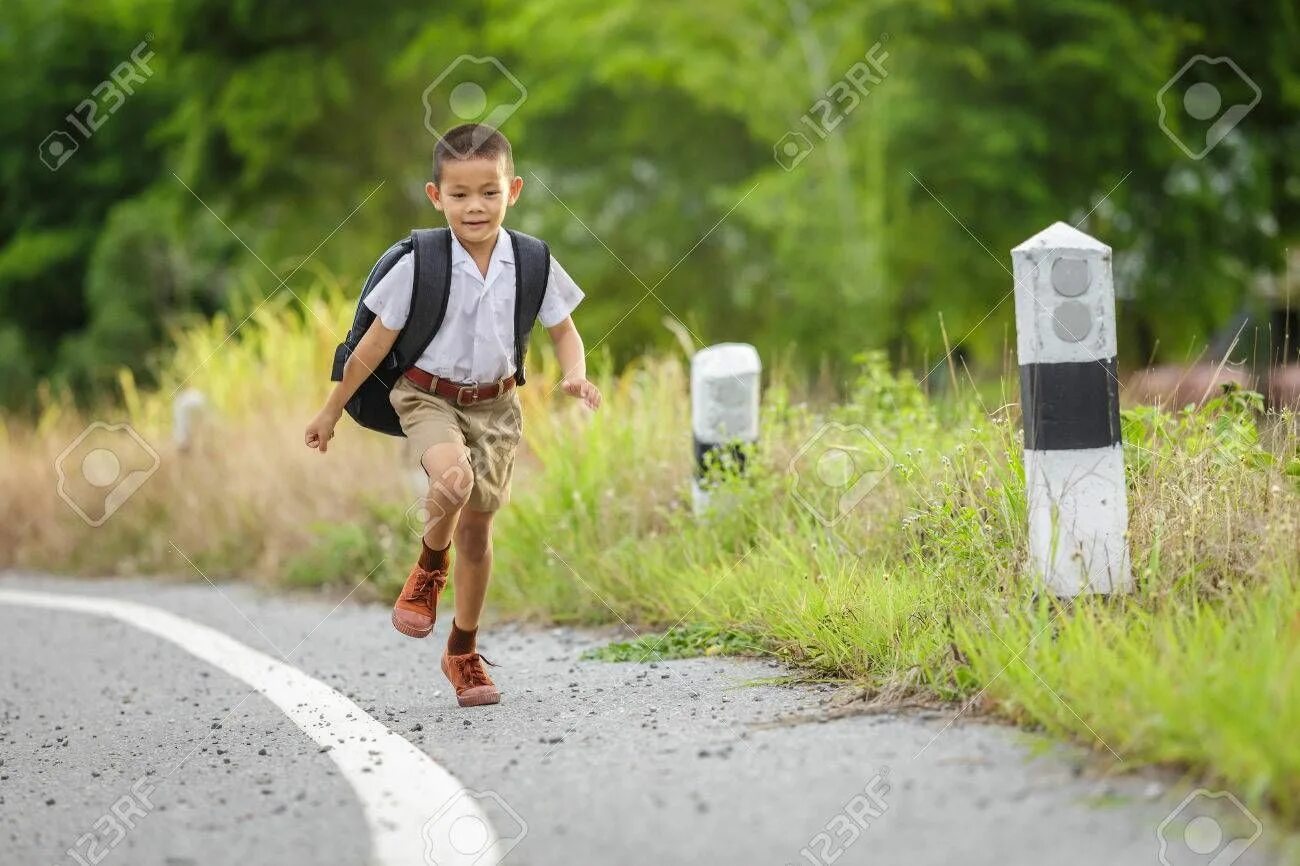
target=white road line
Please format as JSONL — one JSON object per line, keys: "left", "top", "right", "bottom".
{"left": 0, "top": 588, "right": 500, "bottom": 866}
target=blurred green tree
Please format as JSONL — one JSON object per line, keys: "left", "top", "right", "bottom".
{"left": 1, "top": 0, "right": 1296, "bottom": 409}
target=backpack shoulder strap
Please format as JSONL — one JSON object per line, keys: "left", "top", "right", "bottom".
{"left": 508, "top": 229, "right": 551, "bottom": 298}
{"left": 346, "top": 237, "right": 413, "bottom": 342}
{"left": 359, "top": 238, "right": 414, "bottom": 302}
{"left": 507, "top": 229, "right": 552, "bottom": 385}
{"left": 332, "top": 236, "right": 415, "bottom": 383}
{"left": 393, "top": 227, "right": 453, "bottom": 368}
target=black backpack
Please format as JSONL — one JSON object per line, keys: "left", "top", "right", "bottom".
{"left": 330, "top": 227, "right": 552, "bottom": 436}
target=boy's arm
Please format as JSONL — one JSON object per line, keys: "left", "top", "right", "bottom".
{"left": 304, "top": 318, "right": 400, "bottom": 452}
{"left": 546, "top": 316, "right": 601, "bottom": 411}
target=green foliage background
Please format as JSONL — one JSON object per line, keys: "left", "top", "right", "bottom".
{"left": 3, "top": 0, "right": 1298, "bottom": 409}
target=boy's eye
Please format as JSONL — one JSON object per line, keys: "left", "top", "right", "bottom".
{"left": 485, "top": 191, "right": 499, "bottom": 197}
{"left": 451, "top": 193, "right": 466, "bottom": 199}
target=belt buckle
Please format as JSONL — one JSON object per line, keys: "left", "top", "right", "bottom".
{"left": 456, "top": 384, "right": 477, "bottom": 406}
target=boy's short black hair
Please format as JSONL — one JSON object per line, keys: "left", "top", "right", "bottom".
{"left": 432, "top": 124, "right": 515, "bottom": 185}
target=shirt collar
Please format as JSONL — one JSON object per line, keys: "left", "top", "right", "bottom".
{"left": 449, "top": 226, "right": 513, "bottom": 274}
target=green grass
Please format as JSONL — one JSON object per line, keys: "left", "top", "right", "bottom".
{"left": 958, "top": 582, "right": 1300, "bottom": 819}
{"left": 582, "top": 624, "right": 764, "bottom": 662}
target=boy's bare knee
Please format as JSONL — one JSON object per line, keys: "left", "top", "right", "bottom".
{"left": 421, "top": 441, "right": 470, "bottom": 474}
{"left": 422, "top": 443, "right": 473, "bottom": 513}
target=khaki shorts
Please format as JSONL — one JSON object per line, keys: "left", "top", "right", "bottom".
{"left": 389, "top": 375, "right": 524, "bottom": 512}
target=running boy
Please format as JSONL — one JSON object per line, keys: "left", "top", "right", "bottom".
{"left": 303, "top": 123, "right": 601, "bottom": 707}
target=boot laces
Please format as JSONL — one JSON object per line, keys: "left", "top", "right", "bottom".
{"left": 452, "top": 653, "right": 497, "bottom": 688}
{"left": 403, "top": 568, "right": 444, "bottom": 603}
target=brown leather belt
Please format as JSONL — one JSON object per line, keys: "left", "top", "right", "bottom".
{"left": 403, "top": 367, "right": 516, "bottom": 406}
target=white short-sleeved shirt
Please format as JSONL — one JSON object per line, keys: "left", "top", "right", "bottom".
{"left": 363, "top": 226, "right": 584, "bottom": 383}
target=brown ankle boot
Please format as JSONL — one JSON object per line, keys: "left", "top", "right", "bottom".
{"left": 391, "top": 565, "right": 447, "bottom": 638}
{"left": 441, "top": 650, "right": 501, "bottom": 707}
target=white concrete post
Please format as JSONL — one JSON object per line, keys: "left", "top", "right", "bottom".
{"left": 1012, "top": 222, "right": 1132, "bottom": 595}
{"left": 691, "top": 343, "right": 761, "bottom": 514}
{"left": 172, "top": 388, "right": 209, "bottom": 451}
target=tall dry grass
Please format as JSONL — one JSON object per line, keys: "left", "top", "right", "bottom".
{"left": 0, "top": 289, "right": 408, "bottom": 582}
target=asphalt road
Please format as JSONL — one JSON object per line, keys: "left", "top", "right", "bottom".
{"left": 0, "top": 571, "right": 1282, "bottom": 866}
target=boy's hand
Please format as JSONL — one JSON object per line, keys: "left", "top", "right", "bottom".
{"left": 561, "top": 377, "right": 602, "bottom": 410}
{"left": 304, "top": 407, "right": 342, "bottom": 452}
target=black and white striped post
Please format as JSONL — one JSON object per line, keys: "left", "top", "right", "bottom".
{"left": 1013, "top": 222, "right": 1131, "bottom": 596}
{"left": 691, "top": 343, "right": 761, "bottom": 514}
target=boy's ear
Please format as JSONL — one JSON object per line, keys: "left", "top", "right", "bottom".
{"left": 507, "top": 175, "right": 523, "bottom": 205}
{"left": 425, "top": 181, "right": 443, "bottom": 211}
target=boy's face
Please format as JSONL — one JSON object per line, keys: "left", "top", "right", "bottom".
{"left": 426, "top": 157, "right": 523, "bottom": 248}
